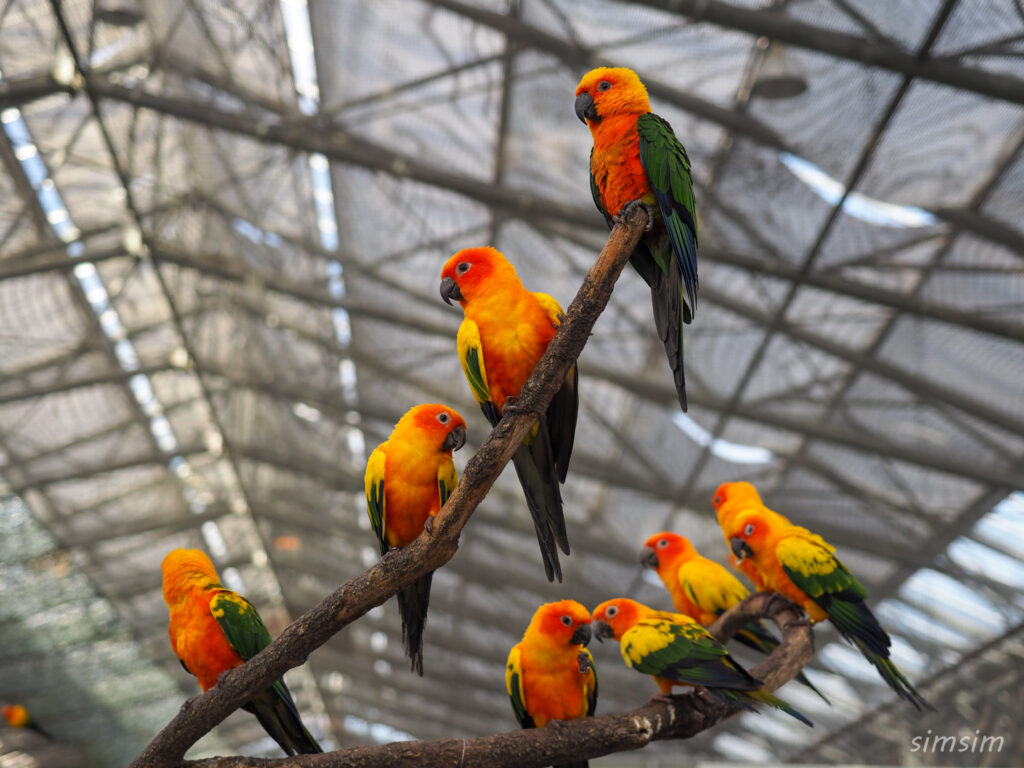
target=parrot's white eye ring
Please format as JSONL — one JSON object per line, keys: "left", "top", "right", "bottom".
{"left": 456, "top": 261, "right": 471, "bottom": 274}
{"left": 606, "top": 605, "right": 618, "bottom": 617}
{"left": 744, "top": 523, "right": 755, "bottom": 536}
{"left": 597, "top": 80, "right": 611, "bottom": 92}
{"left": 437, "top": 412, "right": 449, "bottom": 424}
{"left": 561, "top": 615, "right": 572, "bottom": 627}
{"left": 658, "top": 539, "right": 668, "bottom": 548}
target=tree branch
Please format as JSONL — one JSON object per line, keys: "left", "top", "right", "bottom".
{"left": 182, "top": 593, "right": 815, "bottom": 768}
{"left": 129, "top": 207, "right": 649, "bottom": 768}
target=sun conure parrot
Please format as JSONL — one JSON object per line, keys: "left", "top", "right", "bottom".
{"left": 440, "top": 247, "right": 578, "bottom": 582}
{"left": 575, "top": 66, "right": 698, "bottom": 412}
{"left": 161, "top": 549, "right": 322, "bottom": 755}
{"left": 712, "top": 481, "right": 793, "bottom": 591}
{"left": 506, "top": 600, "right": 597, "bottom": 768}
{"left": 365, "top": 403, "right": 466, "bottom": 675}
{"left": 591, "top": 599, "right": 811, "bottom": 725}
{"left": 641, "top": 531, "right": 829, "bottom": 703}
{"left": 2, "top": 704, "right": 51, "bottom": 739}
{"left": 724, "top": 509, "right": 933, "bottom": 711}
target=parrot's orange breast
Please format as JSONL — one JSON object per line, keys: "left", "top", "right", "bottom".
{"left": 520, "top": 651, "right": 592, "bottom": 727}
{"left": 472, "top": 294, "right": 556, "bottom": 410}
{"left": 590, "top": 115, "right": 654, "bottom": 218}
{"left": 382, "top": 442, "right": 449, "bottom": 548}
{"left": 168, "top": 588, "right": 244, "bottom": 691}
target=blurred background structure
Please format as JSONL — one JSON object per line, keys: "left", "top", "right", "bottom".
{"left": 0, "top": 0, "right": 1022, "bottom": 765}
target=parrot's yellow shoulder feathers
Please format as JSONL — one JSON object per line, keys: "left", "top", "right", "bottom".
{"left": 505, "top": 644, "right": 532, "bottom": 728}
{"left": 457, "top": 318, "right": 500, "bottom": 426}
{"left": 437, "top": 458, "right": 458, "bottom": 509}
{"left": 364, "top": 447, "right": 387, "bottom": 554}
{"left": 678, "top": 558, "right": 748, "bottom": 615}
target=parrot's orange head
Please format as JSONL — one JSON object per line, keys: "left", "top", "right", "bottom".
{"left": 161, "top": 548, "right": 220, "bottom": 604}
{"left": 591, "top": 598, "right": 648, "bottom": 642}
{"left": 400, "top": 403, "right": 467, "bottom": 453}
{"left": 641, "top": 531, "right": 695, "bottom": 572}
{"left": 440, "top": 247, "right": 517, "bottom": 308}
{"left": 574, "top": 67, "right": 651, "bottom": 127}
{"left": 712, "top": 481, "right": 761, "bottom": 511}
{"left": 527, "top": 600, "right": 593, "bottom": 647}
{"left": 725, "top": 511, "right": 770, "bottom": 562}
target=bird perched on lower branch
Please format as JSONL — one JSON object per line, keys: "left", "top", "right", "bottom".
{"left": 2, "top": 704, "right": 52, "bottom": 739}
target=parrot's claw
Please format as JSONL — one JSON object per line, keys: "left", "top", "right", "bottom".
{"left": 216, "top": 669, "right": 233, "bottom": 687}
{"left": 783, "top": 617, "right": 813, "bottom": 632}
{"left": 549, "top": 718, "right": 570, "bottom": 730}
{"left": 423, "top": 516, "right": 436, "bottom": 536}
{"left": 614, "top": 199, "right": 655, "bottom": 232}
{"left": 760, "top": 592, "right": 799, "bottom": 619}
{"left": 646, "top": 693, "right": 677, "bottom": 706}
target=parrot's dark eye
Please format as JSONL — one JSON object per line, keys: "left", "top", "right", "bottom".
{"left": 605, "top": 605, "right": 618, "bottom": 617}
{"left": 658, "top": 539, "right": 668, "bottom": 548}
{"left": 714, "top": 495, "right": 723, "bottom": 505}
{"left": 744, "top": 523, "right": 755, "bottom": 536}
{"left": 456, "top": 261, "right": 471, "bottom": 275}
{"left": 437, "top": 412, "right": 449, "bottom": 424}
{"left": 561, "top": 615, "right": 572, "bottom": 627}
{"left": 597, "top": 80, "right": 611, "bottom": 92}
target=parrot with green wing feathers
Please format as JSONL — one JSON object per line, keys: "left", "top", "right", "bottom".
{"left": 576, "top": 67, "right": 698, "bottom": 412}
{"left": 161, "top": 548, "right": 322, "bottom": 755}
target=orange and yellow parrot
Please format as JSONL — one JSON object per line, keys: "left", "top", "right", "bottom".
{"left": 2, "top": 704, "right": 51, "bottom": 739}
{"left": 161, "top": 549, "right": 322, "bottom": 755}
{"left": 507, "top": 600, "right": 597, "bottom": 768}
{"left": 725, "top": 507, "right": 933, "bottom": 711}
{"left": 365, "top": 403, "right": 466, "bottom": 675}
{"left": 712, "top": 481, "right": 792, "bottom": 590}
{"left": 641, "top": 531, "right": 828, "bottom": 703}
{"left": 575, "top": 67, "right": 698, "bottom": 411}
{"left": 591, "top": 598, "right": 810, "bottom": 726}
{"left": 440, "top": 247, "right": 577, "bottom": 582}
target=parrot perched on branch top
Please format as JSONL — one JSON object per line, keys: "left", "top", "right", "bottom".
{"left": 591, "top": 598, "right": 811, "bottom": 726}
{"left": 161, "top": 549, "right": 322, "bottom": 756}
{"left": 712, "top": 481, "right": 793, "bottom": 591}
{"left": 575, "top": 66, "right": 698, "bottom": 412}
{"left": 506, "top": 600, "right": 597, "bottom": 768}
{"left": 365, "top": 403, "right": 466, "bottom": 675}
{"left": 724, "top": 502, "right": 934, "bottom": 711}
{"left": 440, "top": 246, "right": 578, "bottom": 582}
{"left": 641, "top": 531, "right": 829, "bottom": 703}
{"left": 2, "top": 704, "right": 51, "bottom": 739}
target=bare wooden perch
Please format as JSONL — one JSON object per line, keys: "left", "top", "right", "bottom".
{"left": 130, "top": 209, "right": 817, "bottom": 768}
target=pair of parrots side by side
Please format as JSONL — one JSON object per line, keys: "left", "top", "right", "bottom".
{"left": 506, "top": 598, "right": 811, "bottom": 768}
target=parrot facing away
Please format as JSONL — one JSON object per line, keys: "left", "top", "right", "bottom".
{"left": 506, "top": 600, "right": 597, "bottom": 768}
{"left": 161, "top": 549, "right": 322, "bottom": 755}
{"left": 365, "top": 403, "right": 467, "bottom": 675}
{"left": 575, "top": 66, "right": 698, "bottom": 411}
{"left": 2, "top": 704, "right": 52, "bottom": 739}
{"left": 440, "top": 247, "right": 578, "bottom": 582}
{"left": 724, "top": 504, "right": 933, "bottom": 711}
{"left": 641, "top": 531, "right": 829, "bottom": 703}
{"left": 712, "top": 481, "right": 793, "bottom": 591}
{"left": 591, "top": 598, "right": 811, "bottom": 726}
{"left": 589, "top": 602, "right": 811, "bottom": 729}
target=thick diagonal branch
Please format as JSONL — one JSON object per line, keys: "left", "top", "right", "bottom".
{"left": 183, "top": 593, "right": 815, "bottom": 768}
{"left": 129, "top": 207, "right": 648, "bottom": 768}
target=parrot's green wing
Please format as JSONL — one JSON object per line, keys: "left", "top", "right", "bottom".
{"left": 588, "top": 151, "right": 615, "bottom": 228}
{"left": 505, "top": 644, "right": 535, "bottom": 729}
{"left": 637, "top": 112, "right": 698, "bottom": 318}
{"left": 210, "top": 590, "right": 294, "bottom": 704}
{"left": 622, "top": 615, "right": 760, "bottom": 690}
{"left": 437, "top": 457, "right": 457, "bottom": 509}
{"left": 365, "top": 446, "right": 388, "bottom": 556}
{"left": 457, "top": 318, "right": 501, "bottom": 427}
{"left": 778, "top": 533, "right": 888, "bottom": 656}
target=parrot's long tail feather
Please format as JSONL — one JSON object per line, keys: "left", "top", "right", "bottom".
{"left": 512, "top": 433, "right": 568, "bottom": 582}
{"left": 640, "top": 248, "right": 687, "bottom": 412}
{"left": 854, "top": 639, "right": 934, "bottom": 711}
{"left": 734, "top": 622, "right": 831, "bottom": 704}
{"left": 245, "top": 689, "right": 323, "bottom": 755}
{"left": 711, "top": 687, "right": 813, "bottom": 727}
{"left": 397, "top": 571, "right": 434, "bottom": 676}
{"left": 28, "top": 722, "right": 53, "bottom": 740}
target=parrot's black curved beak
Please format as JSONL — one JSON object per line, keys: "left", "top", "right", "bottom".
{"left": 640, "top": 546, "right": 659, "bottom": 570}
{"left": 570, "top": 623, "right": 592, "bottom": 647}
{"left": 442, "top": 424, "right": 466, "bottom": 452}
{"left": 440, "top": 276, "right": 463, "bottom": 306}
{"left": 591, "top": 620, "right": 613, "bottom": 643}
{"left": 574, "top": 91, "right": 598, "bottom": 124}
{"left": 730, "top": 537, "right": 754, "bottom": 560}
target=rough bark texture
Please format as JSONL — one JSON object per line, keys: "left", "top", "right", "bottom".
{"left": 129, "top": 207, "right": 648, "bottom": 768}
{"left": 183, "top": 594, "right": 814, "bottom": 768}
